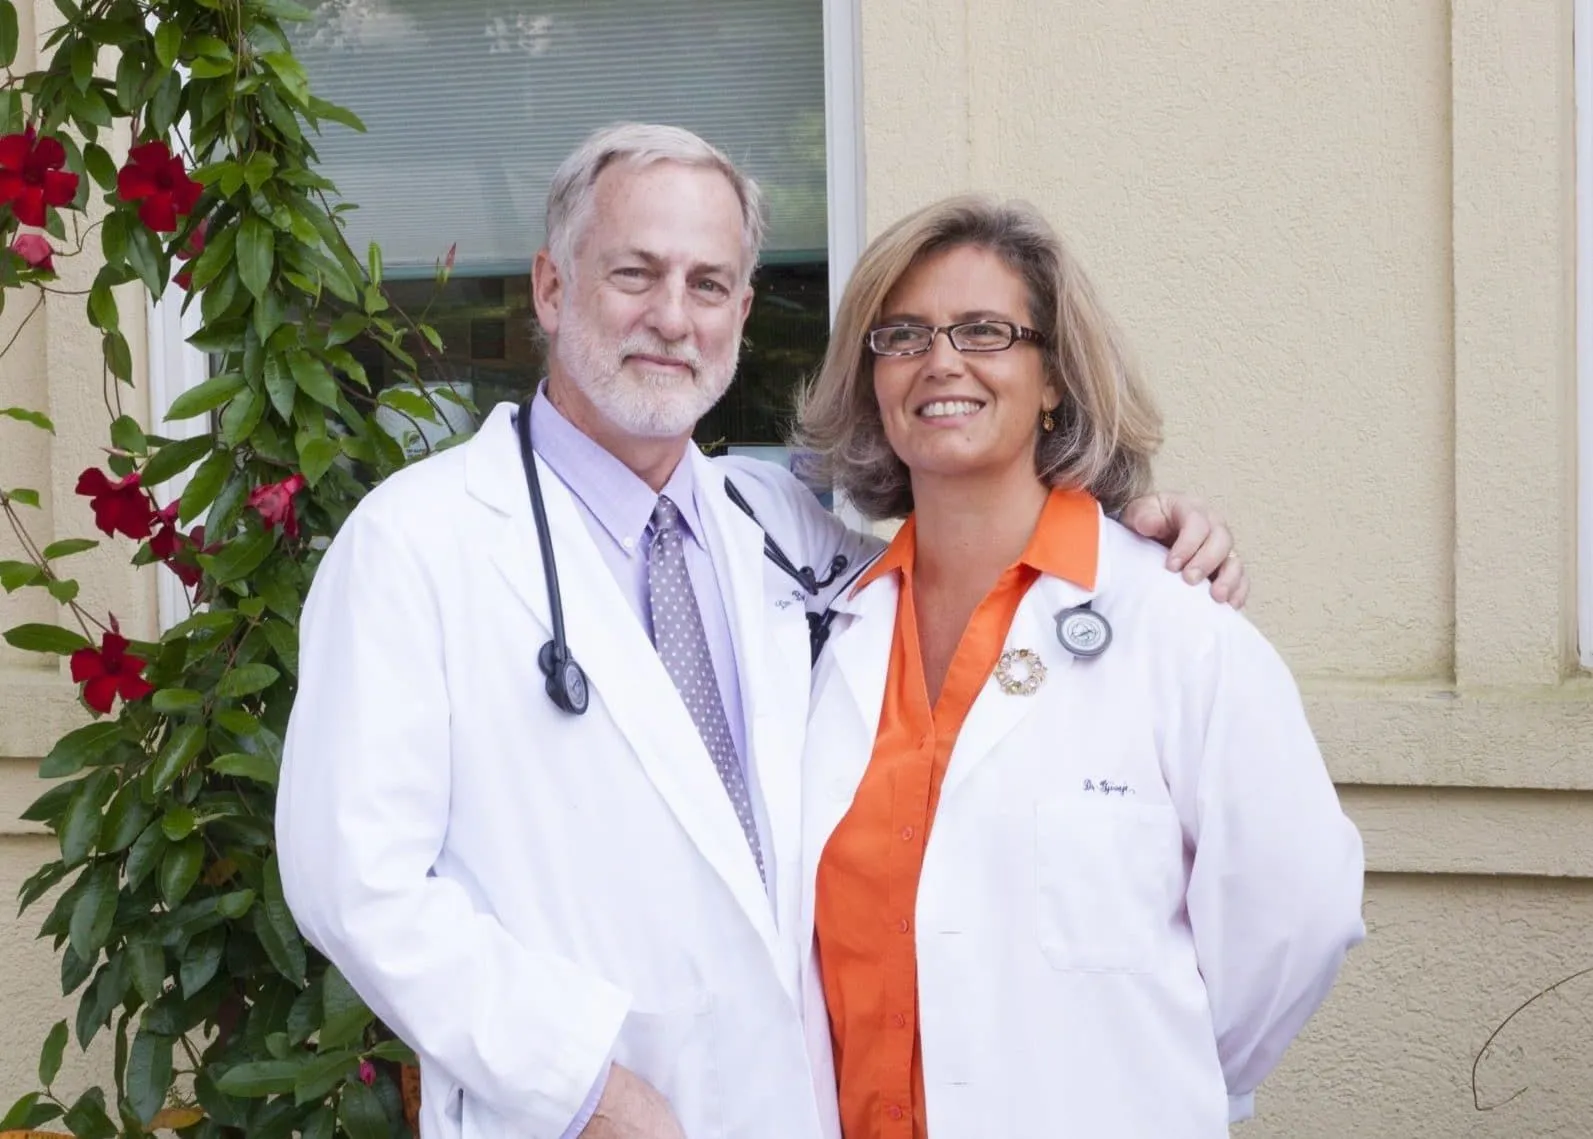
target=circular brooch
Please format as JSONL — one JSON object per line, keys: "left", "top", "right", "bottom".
{"left": 993, "top": 648, "right": 1047, "bottom": 696}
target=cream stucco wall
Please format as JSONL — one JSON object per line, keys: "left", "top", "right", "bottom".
{"left": 860, "top": 0, "right": 1593, "bottom": 1133}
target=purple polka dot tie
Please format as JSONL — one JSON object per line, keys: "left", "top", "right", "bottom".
{"left": 648, "top": 495, "right": 765, "bottom": 881}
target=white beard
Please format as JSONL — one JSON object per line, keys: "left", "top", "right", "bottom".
{"left": 554, "top": 300, "right": 739, "bottom": 439}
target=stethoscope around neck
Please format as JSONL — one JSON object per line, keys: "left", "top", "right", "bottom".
{"left": 515, "top": 396, "right": 1114, "bottom": 716}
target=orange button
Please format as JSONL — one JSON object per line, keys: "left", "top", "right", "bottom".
{"left": 900, "top": 825, "right": 914, "bottom": 841}
{"left": 892, "top": 1012, "right": 907, "bottom": 1028}
{"left": 897, "top": 917, "right": 911, "bottom": 934}
{"left": 887, "top": 1105, "right": 904, "bottom": 1121}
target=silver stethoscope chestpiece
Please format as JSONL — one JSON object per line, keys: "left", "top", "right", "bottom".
{"left": 1055, "top": 604, "right": 1112, "bottom": 658}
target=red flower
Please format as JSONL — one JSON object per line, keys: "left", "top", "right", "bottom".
{"left": 76, "top": 468, "right": 156, "bottom": 540}
{"left": 70, "top": 630, "right": 154, "bottom": 715}
{"left": 151, "top": 502, "right": 216, "bottom": 587}
{"left": 173, "top": 220, "right": 206, "bottom": 291}
{"left": 0, "top": 128, "right": 80, "bottom": 227}
{"left": 116, "top": 141, "right": 203, "bottom": 233}
{"left": 248, "top": 474, "right": 306, "bottom": 539}
{"left": 358, "top": 1060, "right": 376, "bottom": 1087}
{"left": 10, "top": 233, "right": 54, "bottom": 272}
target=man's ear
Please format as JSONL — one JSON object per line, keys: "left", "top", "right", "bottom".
{"left": 531, "top": 248, "right": 563, "bottom": 338}
{"left": 738, "top": 285, "right": 754, "bottom": 325}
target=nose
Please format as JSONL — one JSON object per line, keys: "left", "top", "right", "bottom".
{"left": 918, "top": 326, "right": 966, "bottom": 379}
{"left": 646, "top": 279, "right": 691, "bottom": 343}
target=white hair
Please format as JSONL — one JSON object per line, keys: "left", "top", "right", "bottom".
{"left": 544, "top": 122, "right": 768, "bottom": 284}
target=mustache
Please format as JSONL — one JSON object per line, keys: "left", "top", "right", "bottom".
{"left": 619, "top": 335, "right": 701, "bottom": 373}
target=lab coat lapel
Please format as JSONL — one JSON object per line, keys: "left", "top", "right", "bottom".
{"left": 938, "top": 574, "right": 1096, "bottom": 804}
{"left": 464, "top": 408, "right": 777, "bottom": 951}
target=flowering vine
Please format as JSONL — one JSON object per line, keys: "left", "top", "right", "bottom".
{"left": 0, "top": 1, "right": 468, "bottom": 1136}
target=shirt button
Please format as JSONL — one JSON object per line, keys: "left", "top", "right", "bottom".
{"left": 887, "top": 1105, "right": 904, "bottom": 1121}
{"left": 621, "top": 536, "right": 636, "bottom": 551}
{"left": 892, "top": 1012, "right": 907, "bottom": 1028}
{"left": 900, "top": 825, "right": 914, "bottom": 841}
{"left": 897, "top": 917, "right": 911, "bottom": 934}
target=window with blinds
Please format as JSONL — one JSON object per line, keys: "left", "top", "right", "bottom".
{"left": 291, "top": 0, "right": 831, "bottom": 452}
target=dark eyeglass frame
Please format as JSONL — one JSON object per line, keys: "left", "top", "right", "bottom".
{"left": 864, "top": 320, "right": 1047, "bottom": 357}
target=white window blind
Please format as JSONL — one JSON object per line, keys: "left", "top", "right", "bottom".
{"left": 294, "top": 0, "right": 828, "bottom": 278}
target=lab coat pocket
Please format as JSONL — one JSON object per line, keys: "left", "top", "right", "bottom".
{"left": 1035, "top": 799, "right": 1180, "bottom": 973}
{"left": 612, "top": 992, "right": 723, "bottom": 1138}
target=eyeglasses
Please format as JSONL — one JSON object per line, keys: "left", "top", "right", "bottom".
{"left": 865, "top": 320, "right": 1045, "bottom": 357}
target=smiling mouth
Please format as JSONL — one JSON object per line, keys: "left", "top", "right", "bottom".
{"left": 917, "top": 399, "right": 986, "bottom": 420}
{"left": 628, "top": 354, "right": 694, "bottom": 373}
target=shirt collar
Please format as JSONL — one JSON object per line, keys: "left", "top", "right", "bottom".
{"left": 855, "top": 487, "right": 1100, "bottom": 593}
{"left": 529, "top": 383, "right": 707, "bottom": 552}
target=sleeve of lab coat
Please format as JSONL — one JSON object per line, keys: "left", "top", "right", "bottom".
{"left": 275, "top": 498, "right": 629, "bottom": 1138}
{"left": 1181, "top": 612, "right": 1366, "bottom": 1122}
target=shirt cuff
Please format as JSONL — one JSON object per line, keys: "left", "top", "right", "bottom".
{"left": 559, "top": 1061, "right": 612, "bottom": 1139}
{"left": 1228, "top": 1091, "right": 1256, "bottom": 1123}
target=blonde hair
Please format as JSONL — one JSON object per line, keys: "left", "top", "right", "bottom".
{"left": 795, "top": 195, "right": 1162, "bottom": 520}
{"left": 545, "top": 122, "right": 767, "bottom": 283}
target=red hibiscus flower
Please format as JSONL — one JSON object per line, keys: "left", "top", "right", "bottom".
{"left": 248, "top": 474, "right": 306, "bottom": 539}
{"left": 173, "top": 220, "right": 206, "bottom": 290}
{"left": 151, "top": 502, "right": 216, "bottom": 587}
{"left": 76, "top": 468, "right": 156, "bottom": 540}
{"left": 70, "top": 629, "right": 154, "bottom": 715}
{"left": 10, "top": 233, "right": 54, "bottom": 272}
{"left": 358, "top": 1061, "right": 376, "bottom": 1087}
{"left": 116, "top": 140, "right": 203, "bottom": 233}
{"left": 0, "top": 128, "right": 80, "bottom": 227}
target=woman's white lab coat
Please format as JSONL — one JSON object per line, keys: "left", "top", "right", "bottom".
{"left": 798, "top": 511, "right": 1365, "bottom": 1137}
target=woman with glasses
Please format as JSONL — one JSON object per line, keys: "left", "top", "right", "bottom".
{"left": 793, "top": 196, "right": 1364, "bottom": 1138}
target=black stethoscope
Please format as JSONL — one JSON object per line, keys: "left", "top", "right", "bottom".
{"left": 516, "top": 397, "right": 1114, "bottom": 716}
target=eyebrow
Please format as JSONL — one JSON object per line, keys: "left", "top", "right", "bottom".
{"left": 874, "top": 309, "right": 1019, "bottom": 325}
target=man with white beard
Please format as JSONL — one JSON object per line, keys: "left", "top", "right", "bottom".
{"left": 276, "top": 123, "right": 1247, "bottom": 1139}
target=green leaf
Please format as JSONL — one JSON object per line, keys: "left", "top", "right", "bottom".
{"left": 126, "top": 939, "right": 165, "bottom": 1005}
{"left": 219, "top": 384, "right": 266, "bottom": 446}
{"left": 59, "top": 942, "right": 92, "bottom": 996}
{"left": 20, "top": 782, "right": 77, "bottom": 824}
{"left": 5, "top": 487, "right": 41, "bottom": 508}
{"left": 70, "top": 36, "right": 95, "bottom": 92}
{"left": 60, "top": 773, "right": 115, "bottom": 866}
{"left": 67, "top": 863, "right": 118, "bottom": 960}
{"left": 148, "top": 722, "right": 206, "bottom": 796}
{"left": 293, "top": 1050, "right": 356, "bottom": 1105}
{"left": 202, "top": 525, "right": 277, "bottom": 585}
{"left": 153, "top": 21, "right": 181, "bottom": 70}
{"left": 376, "top": 388, "right": 439, "bottom": 423}
{"left": 289, "top": 351, "right": 339, "bottom": 409}
{"left": 260, "top": 51, "right": 310, "bottom": 103}
{"left": 1, "top": 405, "right": 54, "bottom": 431}
{"left": 124, "top": 221, "right": 164, "bottom": 295}
{"left": 0, "top": 559, "right": 42, "bottom": 591}
{"left": 62, "top": 1086, "right": 117, "bottom": 1139}
{"left": 1, "top": 1091, "right": 54, "bottom": 1132}
{"left": 99, "top": 780, "right": 154, "bottom": 854}
{"left": 215, "top": 887, "right": 256, "bottom": 918}
{"left": 238, "top": 216, "right": 274, "bottom": 300}
{"left": 109, "top": 414, "right": 145, "bottom": 454}
{"left": 45, "top": 578, "right": 80, "bottom": 605}
{"left": 216, "top": 662, "right": 280, "bottom": 699}
{"left": 263, "top": 354, "right": 296, "bottom": 420}
{"left": 419, "top": 323, "right": 444, "bottom": 352}
{"left": 160, "top": 805, "right": 197, "bottom": 841}
{"left": 367, "top": 242, "right": 382, "bottom": 287}
{"left": 187, "top": 56, "right": 232, "bottom": 80}
{"left": 142, "top": 435, "right": 215, "bottom": 487}
{"left": 298, "top": 436, "right": 340, "bottom": 488}
{"left": 167, "top": 373, "right": 247, "bottom": 422}
{"left": 151, "top": 687, "right": 203, "bottom": 714}
{"left": 159, "top": 835, "right": 204, "bottom": 907}
{"left": 42, "top": 537, "right": 99, "bottom": 561}
{"left": 3, "top": 622, "right": 90, "bottom": 654}
{"left": 216, "top": 1059, "right": 301, "bottom": 1097}
{"left": 255, "top": 855, "right": 306, "bottom": 984}
{"left": 255, "top": 0, "right": 314, "bottom": 19}
{"left": 325, "top": 311, "right": 367, "bottom": 348}
{"left": 103, "top": 331, "right": 134, "bottom": 383}
{"left": 178, "top": 447, "right": 233, "bottom": 524}
{"left": 41, "top": 721, "right": 124, "bottom": 778}
{"left": 338, "top": 1079, "right": 387, "bottom": 1139}
{"left": 179, "top": 927, "right": 225, "bottom": 997}
{"left": 125, "top": 1028, "right": 173, "bottom": 1124}
{"left": 0, "top": 2, "right": 17, "bottom": 70}
{"left": 83, "top": 141, "right": 117, "bottom": 192}
{"left": 163, "top": 609, "right": 241, "bottom": 642}
{"left": 210, "top": 751, "right": 279, "bottom": 786}
{"left": 39, "top": 1019, "right": 68, "bottom": 1085}
{"left": 124, "top": 820, "right": 165, "bottom": 891}
{"left": 100, "top": 212, "right": 127, "bottom": 265}
{"left": 244, "top": 151, "right": 277, "bottom": 192}
{"left": 88, "top": 279, "right": 120, "bottom": 333}
{"left": 368, "top": 1038, "right": 416, "bottom": 1065}
{"left": 319, "top": 966, "right": 372, "bottom": 1050}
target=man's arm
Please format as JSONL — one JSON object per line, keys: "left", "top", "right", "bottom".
{"left": 276, "top": 498, "right": 630, "bottom": 1137}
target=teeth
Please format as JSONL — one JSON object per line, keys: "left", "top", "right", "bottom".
{"left": 919, "top": 400, "right": 983, "bottom": 419}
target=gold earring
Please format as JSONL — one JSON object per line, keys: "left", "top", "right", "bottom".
{"left": 1041, "top": 408, "right": 1055, "bottom": 432}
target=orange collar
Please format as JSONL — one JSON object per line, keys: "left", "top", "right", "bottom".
{"left": 856, "top": 487, "right": 1100, "bottom": 594}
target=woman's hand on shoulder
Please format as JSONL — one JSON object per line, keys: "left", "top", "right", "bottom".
{"left": 1120, "top": 491, "right": 1249, "bottom": 609}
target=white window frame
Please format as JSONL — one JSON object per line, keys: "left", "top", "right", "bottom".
{"left": 147, "top": 0, "right": 870, "bottom": 560}
{"left": 1578, "top": 0, "right": 1593, "bottom": 668}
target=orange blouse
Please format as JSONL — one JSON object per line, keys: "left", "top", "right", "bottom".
{"left": 814, "top": 488, "right": 1099, "bottom": 1139}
